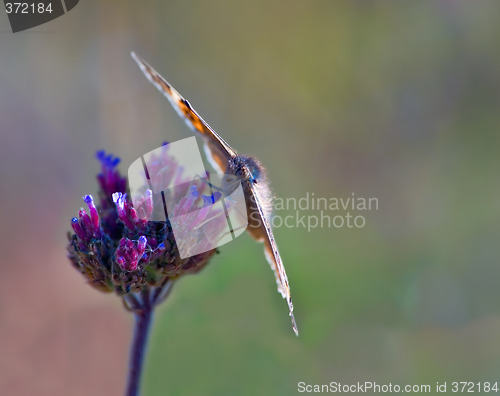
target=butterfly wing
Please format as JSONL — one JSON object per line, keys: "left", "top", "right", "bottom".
{"left": 131, "top": 52, "right": 236, "bottom": 173}
{"left": 247, "top": 183, "right": 298, "bottom": 336}
{"left": 133, "top": 52, "right": 298, "bottom": 335}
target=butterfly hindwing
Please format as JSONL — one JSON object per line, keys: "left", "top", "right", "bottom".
{"left": 247, "top": 183, "right": 298, "bottom": 335}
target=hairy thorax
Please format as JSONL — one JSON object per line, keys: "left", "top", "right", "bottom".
{"left": 226, "top": 155, "right": 273, "bottom": 235}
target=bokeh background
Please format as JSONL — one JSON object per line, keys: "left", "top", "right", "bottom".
{"left": 2, "top": 1, "right": 500, "bottom": 395}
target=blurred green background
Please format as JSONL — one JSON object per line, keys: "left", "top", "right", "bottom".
{"left": 1, "top": 1, "right": 500, "bottom": 395}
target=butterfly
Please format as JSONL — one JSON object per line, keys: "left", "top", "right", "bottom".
{"left": 131, "top": 52, "right": 298, "bottom": 336}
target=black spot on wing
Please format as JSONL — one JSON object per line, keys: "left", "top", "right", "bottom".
{"left": 182, "top": 98, "right": 192, "bottom": 109}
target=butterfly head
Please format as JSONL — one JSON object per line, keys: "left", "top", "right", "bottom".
{"left": 229, "top": 155, "right": 265, "bottom": 185}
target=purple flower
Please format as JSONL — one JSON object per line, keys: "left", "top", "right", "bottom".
{"left": 115, "top": 236, "right": 147, "bottom": 271}
{"left": 67, "top": 149, "right": 221, "bottom": 295}
{"left": 71, "top": 195, "right": 101, "bottom": 250}
{"left": 96, "top": 150, "right": 127, "bottom": 200}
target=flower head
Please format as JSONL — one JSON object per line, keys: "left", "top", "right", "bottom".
{"left": 67, "top": 149, "right": 223, "bottom": 295}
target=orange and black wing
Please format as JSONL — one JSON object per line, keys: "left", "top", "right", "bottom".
{"left": 132, "top": 52, "right": 236, "bottom": 173}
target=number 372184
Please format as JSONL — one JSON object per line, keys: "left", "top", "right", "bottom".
{"left": 451, "top": 382, "right": 499, "bottom": 392}
{"left": 5, "top": 3, "right": 53, "bottom": 14}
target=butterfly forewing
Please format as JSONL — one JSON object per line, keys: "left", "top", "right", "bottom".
{"left": 131, "top": 52, "right": 236, "bottom": 173}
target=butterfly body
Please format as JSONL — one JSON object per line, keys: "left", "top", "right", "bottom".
{"left": 226, "top": 156, "right": 272, "bottom": 227}
{"left": 132, "top": 52, "right": 298, "bottom": 335}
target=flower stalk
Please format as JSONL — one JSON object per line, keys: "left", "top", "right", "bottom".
{"left": 126, "top": 291, "right": 153, "bottom": 396}
{"left": 124, "top": 281, "right": 175, "bottom": 396}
